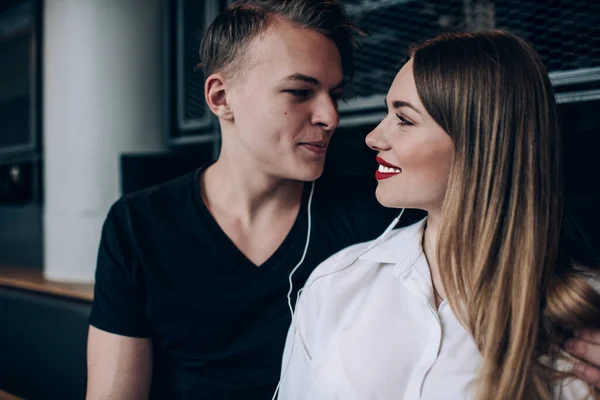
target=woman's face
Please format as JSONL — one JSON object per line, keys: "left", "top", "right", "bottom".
{"left": 366, "top": 59, "right": 455, "bottom": 213}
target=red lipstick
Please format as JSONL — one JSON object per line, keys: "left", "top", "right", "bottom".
{"left": 375, "top": 156, "right": 402, "bottom": 180}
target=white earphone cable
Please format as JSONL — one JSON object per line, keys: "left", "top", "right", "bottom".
{"left": 271, "top": 186, "right": 405, "bottom": 399}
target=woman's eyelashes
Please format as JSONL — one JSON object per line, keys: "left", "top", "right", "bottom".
{"left": 396, "top": 113, "right": 414, "bottom": 126}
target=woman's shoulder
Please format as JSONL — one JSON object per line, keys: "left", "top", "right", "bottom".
{"left": 302, "top": 218, "right": 426, "bottom": 294}
{"left": 293, "top": 219, "right": 427, "bottom": 356}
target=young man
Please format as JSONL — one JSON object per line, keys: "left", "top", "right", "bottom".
{"left": 86, "top": 1, "right": 407, "bottom": 399}
{"left": 86, "top": 1, "right": 600, "bottom": 398}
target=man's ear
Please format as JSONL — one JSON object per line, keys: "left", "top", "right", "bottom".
{"left": 205, "top": 73, "right": 234, "bottom": 121}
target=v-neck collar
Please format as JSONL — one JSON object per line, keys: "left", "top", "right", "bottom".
{"left": 191, "top": 167, "right": 311, "bottom": 270}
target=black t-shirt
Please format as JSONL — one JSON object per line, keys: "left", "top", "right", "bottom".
{"left": 89, "top": 168, "right": 423, "bottom": 399}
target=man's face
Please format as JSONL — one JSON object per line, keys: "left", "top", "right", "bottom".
{"left": 224, "top": 20, "right": 344, "bottom": 182}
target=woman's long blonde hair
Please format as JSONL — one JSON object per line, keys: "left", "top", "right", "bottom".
{"left": 411, "top": 31, "right": 600, "bottom": 399}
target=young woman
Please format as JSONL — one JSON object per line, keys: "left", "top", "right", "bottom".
{"left": 278, "top": 31, "right": 600, "bottom": 400}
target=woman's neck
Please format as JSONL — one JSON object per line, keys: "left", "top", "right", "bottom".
{"left": 423, "top": 212, "right": 446, "bottom": 306}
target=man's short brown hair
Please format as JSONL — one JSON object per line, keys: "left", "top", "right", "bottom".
{"left": 198, "top": 0, "right": 363, "bottom": 81}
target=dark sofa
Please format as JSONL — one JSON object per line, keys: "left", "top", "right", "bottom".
{"left": 0, "top": 286, "right": 91, "bottom": 400}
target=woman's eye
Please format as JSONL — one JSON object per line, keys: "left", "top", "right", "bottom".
{"left": 396, "top": 113, "right": 413, "bottom": 126}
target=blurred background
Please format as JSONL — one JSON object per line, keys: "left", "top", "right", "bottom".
{"left": 0, "top": 0, "right": 598, "bottom": 398}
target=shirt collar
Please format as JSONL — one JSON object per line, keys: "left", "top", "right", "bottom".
{"left": 359, "top": 217, "right": 427, "bottom": 267}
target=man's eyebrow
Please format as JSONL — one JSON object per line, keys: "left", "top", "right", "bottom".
{"left": 282, "top": 73, "right": 320, "bottom": 86}
{"left": 384, "top": 98, "right": 422, "bottom": 115}
{"left": 281, "top": 73, "right": 346, "bottom": 90}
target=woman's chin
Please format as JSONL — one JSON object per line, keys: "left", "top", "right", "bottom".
{"left": 375, "top": 189, "right": 404, "bottom": 209}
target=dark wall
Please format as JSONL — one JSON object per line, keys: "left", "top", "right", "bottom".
{"left": 0, "top": 205, "right": 42, "bottom": 268}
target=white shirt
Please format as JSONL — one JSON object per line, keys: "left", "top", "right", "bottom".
{"left": 279, "top": 219, "right": 591, "bottom": 400}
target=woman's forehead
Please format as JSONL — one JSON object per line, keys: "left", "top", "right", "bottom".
{"left": 388, "top": 61, "right": 422, "bottom": 107}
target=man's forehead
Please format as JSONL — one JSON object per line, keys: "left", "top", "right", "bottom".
{"left": 245, "top": 20, "right": 344, "bottom": 84}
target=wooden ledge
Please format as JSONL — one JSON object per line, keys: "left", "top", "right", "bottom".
{"left": 0, "top": 389, "right": 23, "bottom": 400}
{"left": 0, "top": 265, "right": 94, "bottom": 302}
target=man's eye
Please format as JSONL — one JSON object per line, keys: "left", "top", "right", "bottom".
{"left": 285, "top": 90, "right": 310, "bottom": 98}
{"left": 331, "top": 92, "right": 344, "bottom": 102}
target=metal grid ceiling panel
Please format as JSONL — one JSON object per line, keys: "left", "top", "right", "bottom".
{"left": 181, "top": 0, "right": 208, "bottom": 123}
{"left": 342, "top": 0, "right": 600, "bottom": 98}
{"left": 344, "top": 0, "right": 465, "bottom": 98}
{"left": 177, "top": 0, "right": 600, "bottom": 128}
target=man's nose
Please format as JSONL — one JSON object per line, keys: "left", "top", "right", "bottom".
{"left": 312, "top": 94, "right": 339, "bottom": 132}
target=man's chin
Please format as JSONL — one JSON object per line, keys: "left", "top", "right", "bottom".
{"left": 280, "top": 163, "right": 325, "bottom": 182}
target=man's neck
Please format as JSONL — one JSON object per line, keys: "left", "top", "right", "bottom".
{"left": 201, "top": 153, "right": 304, "bottom": 228}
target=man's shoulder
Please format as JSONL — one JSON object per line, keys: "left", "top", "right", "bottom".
{"left": 122, "top": 168, "right": 198, "bottom": 207}
{"left": 106, "top": 169, "right": 200, "bottom": 233}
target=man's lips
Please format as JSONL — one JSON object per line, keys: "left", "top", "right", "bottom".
{"left": 375, "top": 156, "right": 402, "bottom": 180}
{"left": 299, "top": 141, "right": 328, "bottom": 155}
